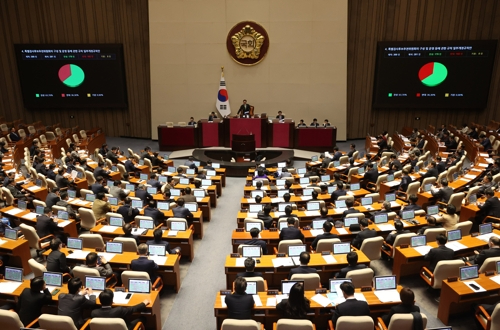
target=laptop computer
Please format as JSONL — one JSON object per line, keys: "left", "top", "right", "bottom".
{"left": 193, "top": 161, "right": 200, "bottom": 167}
{"left": 18, "top": 200, "right": 27, "bottom": 210}
{"left": 111, "top": 166, "right": 118, "bottom": 172}
{"left": 85, "top": 276, "right": 106, "bottom": 292}
{"left": 361, "top": 197, "right": 373, "bottom": 206}
{"left": 77, "top": 172, "right": 84, "bottom": 179}
{"left": 179, "top": 178, "right": 190, "bottom": 185}
{"left": 251, "top": 190, "right": 264, "bottom": 198}
{"left": 350, "top": 183, "right": 360, "bottom": 191}
{"left": 206, "top": 170, "right": 216, "bottom": 177}
{"left": 107, "top": 180, "right": 114, "bottom": 188}
{"left": 333, "top": 161, "right": 340, "bottom": 167}
{"left": 344, "top": 217, "right": 359, "bottom": 227}
{"left": 329, "top": 278, "right": 352, "bottom": 294}
{"left": 312, "top": 220, "right": 325, "bottom": 230}
{"left": 43, "top": 272, "right": 63, "bottom": 288}
{"left": 402, "top": 210, "right": 415, "bottom": 221}
{"left": 57, "top": 210, "right": 69, "bottom": 220}
{"left": 278, "top": 203, "right": 292, "bottom": 212}
{"left": 333, "top": 242, "right": 351, "bottom": 254}
{"left": 279, "top": 221, "right": 288, "bottom": 231}
{"left": 170, "top": 189, "right": 181, "bottom": 196}
{"left": 245, "top": 222, "right": 262, "bottom": 232}
{"left": 139, "top": 219, "right": 155, "bottom": 229}
{"left": 374, "top": 214, "right": 388, "bottom": 224}
{"left": 85, "top": 194, "right": 96, "bottom": 202}
{"left": 479, "top": 223, "right": 493, "bottom": 235}
{"left": 147, "top": 187, "right": 157, "bottom": 194}
{"left": 385, "top": 193, "right": 396, "bottom": 202}
{"left": 249, "top": 204, "right": 263, "bottom": 213}
{"left": 186, "top": 168, "right": 195, "bottom": 175}
{"left": 109, "top": 217, "right": 123, "bottom": 227}
{"left": 276, "top": 179, "right": 286, "bottom": 187}
{"left": 185, "top": 203, "right": 197, "bottom": 212}
{"left": 201, "top": 179, "right": 212, "bottom": 187}
{"left": 386, "top": 174, "right": 394, "bottom": 182}
{"left": 5, "top": 267, "right": 23, "bottom": 282}
{"left": 299, "top": 177, "right": 310, "bottom": 185}
{"left": 496, "top": 260, "right": 500, "bottom": 274}
{"left": 106, "top": 241, "right": 123, "bottom": 254}
{"left": 335, "top": 200, "right": 347, "bottom": 209}
{"left": 170, "top": 221, "right": 186, "bottom": 231}
{"left": 410, "top": 235, "right": 427, "bottom": 247}
{"left": 321, "top": 175, "right": 330, "bottom": 182}
{"left": 297, "top": 168, "right": 306, "bottom": 175}
{"left": 423, "top": 184, "right": 432, "bottom": 192}
{"left": 242, "top": 245, "right": 261, "bottom": 258}
{"left": 245, "top": 281, "right": 257, "bottom": 295}
{"left": 126, "top": 184, "right": 135, "bottom": 191}
{"left": 139, "top": 173, "right": 148, "bottom": 181}
{"left": 358, "top": 167, "right": 365, "bottom": 175}
{"left": 374, "top": 275, "right": 397, "bottom": 291}
{"left": 193, "top": 189, "right": 205, "bottom": 199}
{"left": 311, "top": 155, "right": 319, "bottom": 162}
{"left": 447, "top": 229, "right": 462, "bottom": 241}
{"left": 157, "top": 201, "right": 170, "bottom": 211}
{"left": 281, "top": 280, "right": 304, "bottom": 295}
{"left": 277, "top": 162, "right": 286, "bottom": 169}
{"left": 459, "top": 265, "right": 479, "bottom": 281}
{"left": 138, "top": 159, "right": 145, "bottom": 166}
{"left": 303, "top": 189, "right": 313, "bottom": 196}
{"left": 4, "top": 228, "right": 17, "bottom": 240}
{"left": 68, "top": 190, "right": 77, "bottom": 198}
{"left": 469, "top": 194, "right": 478, "bottom": 204}
{"left": 453, "top": 172, "right": 459, "bottom": 181}
{"left": 108, "top": 197, "right": 118, "bottom": 206}
{"left": 288, "top": 244, "right": 306, "bottom": 258}
{"left": 307, "top": 202, "right": 320, "bottom": 211}
{"left": 148, "top": 244, "right": 166, "bottom": 256}
{"left": 67, "top": 237, "right": 83, "bottom": 250}
{"left": 427, "top": 205, "right": 439, "bottom": 216}
{"left": 35, "top": 179, "right": 42, "bottom": 187}
{"left": 277, "top": 189, "right": 289, "bottom": 198}
{"left": 414, "top": 165, "right": 420, "bottom": 172}
{"left": 35, "top": 205, "right": 45, "bottom": 215}
{"left": 167, "top": 166, "right": 176, "bottom": 173}
{"left": 131, "top": 200, "right": 143, "bottom": 209}
{"left": 212, "top": 163, "right": 220, "bottom": 169}
{"left": 158, "top": 176, "right": 167, "bottom": 183}
{"left": 328, "top": 186, "right": 336, "bottom": 194}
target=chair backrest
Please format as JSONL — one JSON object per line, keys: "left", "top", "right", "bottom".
{"left": 337, "top": 195, "right": 354, "bottom": 203}
{"left": 80, "top": 208, "right": 97, "bottom": 230}
{"left": 335, "top": 316, "right": 374, "bottom": 330}
{"left": 113, "top": 237, "right": 138, "bottom": 252}
{"left": 352, "top": 150, "right": 359, "bottom": 160}
{"left": 80, "top": 130, "right": 88, "bottom": 139}
{"left": 105, "top": 212, "right": 124, "bottom": 223}
{"left": 373, "top": 174, "right": 388, "bottom": 192}
{"left": 121, "top": 270, "right": 151, "bottom": 290}
{"left": 33, "top": 199, "right": 47, "bottom": 209}
{"left": 490, "top": 302, "right": 500, "bottom": 330}
{"left": 365, "top": 193, "right": 380, "bottom": 203}
{"left": 423, "top": 228, "right": 446, "bottom": 242}
{"left": 20, "top": 223, "right": 43, "bottom": 250}
{"left": 315, "top": 238, "right": 341, "bottom": 253}
{"left": 39, "top": 314, "right": 77, "bottom": 330}
{"left": 421, "top": 177, "right": 436, "bottom": 187}
{"left": 0, "top": 309, "right": 24, "bottom": 330}
{"left": 178, "top": 121, "right": 187, "bottom": 127}
{"left": 277, "top": 239, "right": 303, "bottom": 254}
{"left": 346, "top": 167, "right": 358, "bottom": 183}
{"left": 39, "top": 134, "right": 47, "bottom": 144}
{"left": 18, "top": 128, "right": 26, "bottom": 138}
{"left": 90, "top": 318, "right": 128, "bottom": 330}
{"left": 432, "top": 260, "right": 464, "bottom": 289}
{"left": 144, "top": 158, "right": 153, "bottom": 172}
{"left": 387, "top": 313, "right": 427, "bottom": 330}
{"left": 387, "top": 212, "right": 397, "bottom": 220}
{"left": 339, "top": 155, "right": 349, "bottom": 165}
{"left": 345, "top": 212, "right": 365, "bottom": 220}
{"left": 79, "top": 233, "right": 105, "bottom": 249}
{"left": 346, "top": 268, "right": 374, "bottom": 288}
{"left": 29, "top": 258, "right": 47, "bottom": 277}
{"left": 1, "top": 187, "right": 14, "bottom": 206}
{"left": 448, "top": 192, "right": 465, "bottom": 212}
{"left": 456, "top": 220, "right": 473, "bottom": 236}
{"left": 290, "top": 273, "right": 321, "bottom": 291}
{"left": 242, "top": 276, "right": 267, "bottom": 292}
{"left": 393, "top": 170, "right": 402, "bottom": 179}
{"left": 221, "top": 319, "right": 260, "bottom": 330}
{"left": 127, "top": 148, "right": 134, "bottom": 157}
{"left": 73, "top": 266, "right": 100, "bottom": 284}
{"left": 360, "top": 236, "right": 384, "bottom": 261}
{"left": 276, "top": 319, "right": 314, "bottom": 330}
{"left": 437, "top": 170, "right": 448, "bottom": 184}
{"left": 479, "top": 256, "right": 500, "bottom": 273}
{"left": 406, "top": 182, "right": 420, "bottom": 195}
{"left": 47, "top": 178, "right": 57, "bottom": 190}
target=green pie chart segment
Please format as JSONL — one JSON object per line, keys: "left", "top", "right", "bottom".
{"left": 418, "top": 62, "right": 447, "bottom": 87}
{"left": 58, "top": 64, "right": 85, "bottom": 88}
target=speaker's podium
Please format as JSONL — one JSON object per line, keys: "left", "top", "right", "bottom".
{"left": 231, "top": 134, "right": 255, "bottom": 152}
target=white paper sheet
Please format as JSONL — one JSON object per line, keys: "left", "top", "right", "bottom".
{"left": 445, "top": 241, "right": 467, "bottom": 251}
{"left": 385, "top": 181, "right": 401, "bottom": 187}
{"left": 235, "top": 258, "right": 246, "bottom": 267}
{"left": 390, "top": 201, "right": 400, "bottom": 208}
{"left": 311, "top": 294, "right": 332, "bottom": 307}
{"left": 220, "top": 295, "right": 226, "bottom": 308}
{"left": 273, "top": 212, "right": 285, "bottom": 217}
{"left": 57, "top": 220, "right": 71, "bottom": 228}
{"left": 271, "top": 198, "right": 284, "bottom": 204}
{"left": 463, "top": 280, "right": 486, "bottom": 292}
{"left": 464, "top": 174, "right": 477, "bottom": 179}
{"left": 272, "top": 257, "right": 294, "bottom": 268}
{"left": 252, "top": 295, "right": 263, "bottom": 307}
{"left": 301, "top": 196, "right": 313, "bottom": 201}
{"left": 66, "top": 250, "right": 90, "bottom": 259}
{"left": 266, "top": 297, "right": 277, "bottom": 306}
{"left": 150, "top": 256, "right": 167, "bottom": 265}
{"left": 374, "top": 289, "right": 401, "bottom": 302}
{"left": 336, "top": 228, "right": 348, "bottom": 235}
{"left": 376, "top": 224, "right": 396, "bottom": 231}
{"left": 322, "top": 255, "right": 337, "bottom": 264}
{"left": 0, "top": 240, "right": 6, "bottom": 246}
{"left": 309, "top": 229, "right": 323, "bottom": 237}
{"left": 334, "top": 208, "right": 347, "bottom": 213}
{"left": 0, "top": 281, "right": 22, "bottom": 293}
{"left": 27, "top": 186, "right": 41, "bottom": 191}
{"left": 246, "top": 198, "right": 256, "bottom": 203}
{"left": 292, "top": 257, "right": 300, "bottom": 265}
{"left": 275, "top": 294, "right": 288, "bottom": 304}
{"left": 413, "top": 245, "right": 432, "bottom": 256}
{"left": 5, "top": 208, "right": 23, "bottom": 215}
{"left": 478, "top": 163, "right": 489, "bottom": 168}
{"left": 304, "top": 211, "right": 320, "bottom": 217}
{"left": 489, "top": 275, "right": 500, "bottom": 285}
{"left": 97, "top": 252, "right": 116, "bottom": 262}
{"left": 167, "top": 230, "right": 178, "bottom": 236}
{"left": 99, "top": 225, "right": 118, "bottom": 233}
{"left": 23, "top": 212, "right": 38, "bottom": 220}
{"left": 246, "top": 212, "right": 258, "bottom": 218}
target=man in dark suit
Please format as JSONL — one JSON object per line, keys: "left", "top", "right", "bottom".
{"left": 117, "top": 197, "right": 140, "bottom": 223}
{"left": 131, "top": 243, "right": 159, "bottom": 282}
{"left": 46, "top": 238, "right": 71, "bottom": 274}
{"left": 146, "top": 227, "right": 181, "bottom": 254}
{"left": 94, "top": 162, "right": 111, "bottom": 180}
{"left": 208, "top": 112, "right": 218, "bottom": 121}
{"left": 362, "top": 162, "right": 379, "bottom": 189}
{"left": 237, "top": 257, "right": 263, "bottom": 277}
{"left": 320, "top": 154, "right": 332, "bottom": 168}
{"left": 480, "top": 134, "right": 492, "bottom": 151}
{"left": 8, "top": 127, "right": 20, "bottom": 142}
{"left": 91, "top": 176, "right": 109, "bottom": 195}
{"left": 225, "top": 277, "right": 254, "bottom": 319}
{"left": 125, "top": 156, "right": 137, "bottom": 173}
{"left": 6, "top": 178, "right": 30, "bottom": 200}
{"left": 146, "top": 173, "right": 162, "bottom": 190}
{"left": 381, "top": 287, "right": 420, "bottom": 325}
{"left": 91, "top": 289, "right": 149, "bottom": 330}
{"left": 342, "top": 199, "right": 358, "bottom": 217}
{"left": 464, "top": 236, "right": 500, "bottom": 268}
{"left": 288, "top": 252, "right": 317, "bottom": 279}
{"left": 18, "top": 277, "right": 53, "bottom": 325}
{"left": 276, "top": 111, "right": 285, "bottom": 120}
{"left": 135, "top": 184, "right": 153, "bottom": 204}
{"left": 332, "top": 281, "right": 370, "bottom": 327}
{"left": 35, "top": 157, "right": 48, "bottom": 175}
{"left": 47, "top": 164, "right": 57, "bottom": 181}
{"left": 398, "top": 169, "right": 412, "bottom": 192}
{"left": 421, "top": 161, "right": 439, "bottom": 179}
{"left": 237, "top": 99, "right": 251, "bottom": 117}
{"left": 331, "top": 182, "right": 347, "bottom": 201}
{"left": 106, "top": 147, "right": 119, "bottom": 164}
{"left": 45, "top": 187, "right": 60, "bottom": 208}
{"left": 36, "top": 207, "right": 64, "bottom": 241}
{"left": 332, "top": 146, "right": 342, "bottom": 161}
{"left": 424, "top": 234, "right": 455, "bottom": 271}
{"left": 172, "top": 198, "right": 193, "bottom": 219}
{"left": 279, "top": 217, "right": 304, "bottom": 241}
{"left": 55, "top": 168, "right": 72, "bottom": 189}
{"left": 313, "top": 207, "right": 334, "bottom": 225}
{"left": 478, "top": 189, "right": 500, "bottom": 223}
{"left": 335, "top": 251, "right": 367, "bottom": 278}
{"left": 388, "top": 154, "right": 402, "bottom": 173}
{"left": 58, "top": 277, "right": 96, "bottom": 328}
{"left": 399, "top": 194, "right": 422, "bottom": 217}
{"left": 436, "top": 156, "right": 447, "bottom": 173}
{"left": 311, "top": 221, "right": 338, "bottom": 249}
{"left": 352, "top": 218, "right": 377, "bottom": 249}
{"left": 385, "top": 221, "right": 410, "bottom": 246}
{"left": 310, "top": 118, "right": 319, "bottom": 127}
{"left": 431, "top": 179, "right": 453, "bottom": 203}
{"left": 143, "top": 200, "right": 165, "bottom": 227}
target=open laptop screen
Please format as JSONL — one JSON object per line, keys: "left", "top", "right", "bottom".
{"left": 460, "top": 265, "right": 479, "bottom": 281}
{"left": 402, "top": 210, "right": 415, "bottom": 220}
{"left": 245, "top": 281, "right": 257, "bottom": 295}
{"left": 245, "top": 222, "right": 262, "bottom": 232}
{"left": 128, "top": 279, "right": 151, "bottom": 293}
{"left": 410, "top": 235, "right": 426, "bottom": 247}
{"left": 447, "top": 229, "right": 462, "bottom": 241}
{"left": 333, "top": 243, "right": 351, "bottom": 254}
{"left": 106, "top": 242, "right": 123, "bottom": 254}
{"left": 312, "top": 220, "right": 325, "bottom": 230}
{"left": 288, "top": 244, "right": 306, "bottom": 257}
{"left": 350, "top": 183, "right": 360, "bottom": 191}
{"left": 85, "top": 276, "right": 106, "bottom": 291}
{"left": 242, "top": 245, "right": 261, "bottom": 258}
{"left": 251, "top": 190, "right": 264, "bottom": 198}
{"left": 427, "top": 205, "right": 439, "bottom": 216}
{"left": 5, "top": 267, "right": 23, "bottom": 282}
{"left": 108, "top": 197, "right": 118, "bottom": 206}
{"left": 148, "top": 244, "right": 166, "bottom": 256}
{"left": 335, "top": 200, "right": 347, "bottom": 208}
{"left": 170, "top": 221, "right": 186, "bottom": 231}
{"left": 479, "top": 223, "right": 492, "bottom": 235}
{"left": 281, "top": 280, "right": 304, "bottom": 295}
{"left": 131, "top": 200, "right": 143, "bottom": 209}
{"left": 361, "top": 197, "right": 372, "bottom": 206}
{"left": 139, "top": 219, "right": 154, "bottom": 229}
{"left": 374, "top": 275, "right": 397, "bottom": 290}
{"left": 385, "top": 193, "right": 396, "bottom": 202}
{"left": 157, "top": 202, "right": 170, "bottom": 211}
{"left": 67, "top": 237, "right": 83, "bottom": 250}
{"left": 4, "top": 228, "right": 17, "bottom": 240}
{"left": 109, "top": 217, "right": 123, "bottom": 227}
{"left": 307, "top": 202, "right": 320, "bottom": 211}
{"left": 329, "top": 278, "right": 352, "bottom": 293}
{"left": 344, "top": 217, "right": 359, "bottom": 227}
{"left": 297, "top": 168, "right": 306, "bottom": 175}
{"left": 43, "top": 272, "right": 63, "bottom": 287}
{"left": 278, "top": 203, "right": 292, "bottom": 212}
{"left": 374, "top": 214, "right": 388, "bottom": 224}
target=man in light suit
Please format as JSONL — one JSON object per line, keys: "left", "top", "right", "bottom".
{"left": 131, "top": 243, "right": 159, "bottom": 282}
{"left": 332, "top": 281, "right": 370, "bottom": 327}
{"left": 58, "top": 277, "right": 96, "bottom": 328}
{"left": 172, "top": 198, "right": 193, "bottom": 219}
{"left": 237, "top": 99, "right": 251, "bottom": 117}
{"left": 288, "top": 252, "right": 317, "bottom": 279}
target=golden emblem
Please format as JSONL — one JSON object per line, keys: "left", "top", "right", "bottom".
{"left": 231, "top": 25, "right": 265, "bottom": 60}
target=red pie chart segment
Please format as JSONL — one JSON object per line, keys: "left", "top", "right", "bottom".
{"left": 58, "top": 64, "right": 72, "bottom": 82}
{"left": 418, "top": 62, "right": 434, "bottom": 81}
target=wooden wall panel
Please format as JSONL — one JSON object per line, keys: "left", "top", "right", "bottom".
{"left": 347, "top": 0, "right": 500, "bottom": 139}
{"left": 0, "top": 0, "right": 150, "bottom": 138}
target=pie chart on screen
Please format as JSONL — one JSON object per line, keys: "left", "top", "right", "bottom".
{"left": 418, "top": 62, "right": 447, "bottom": 87}
{"left": 58, "top": 64, "right": 85, "bottom": 87}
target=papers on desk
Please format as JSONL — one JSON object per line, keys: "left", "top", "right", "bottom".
{"left": 271, "top": 198, "right": 284, "bottom": 204}
{"left": 459, "top": 178, "right": 471, "bottom": 183}
{"left": 99, "top": 226, "right": 118, "bottom": 233}
{"left": 57, "top": 220, "right": 71, "bottom": 228}
{"left": 376, "top": 224, "right": 395, "bottom": 231}
{"left": 74, "top": 200, "right": 88, "bottom": 205}
{"left": 252, "top": 295, "right": 263, "bottom": 307}
{"left": 322, "top": 255, "right": 337, "bottom": 264}
{"left": 87, "top": 161, "right": 98, "bottom": 166}
{"left": 220, "top": 295, "right": 227, "bottom": 308}
{"left": 489, "top": 275, "right": 500, "bottom": 285}
{"left": 413, "top": 245, "right": 432, "bottom": 256}
{"left": 470, "top": 168, "right": 482, "bottom": 172}
{"left": 334, "top": 207, "right": 347, "bottom": 213}
{"left": 327, "top": 292, "right": 366, "bottom": 306}
{"left": 27, "top": 185, "right": 41, "bottom": 191}
{"left": 364, "top": 206, "right": 374, "bottom": 211}
{"left": 304, "top": 211, "right": 320, "bottom": 217}
{"left": 0, "top": 281, "right": 22, "bottom": 293}
{"left": 386, "top": 181, "right": 402, "bottom": 187}
{"left": 235, "top": 258, "right": 246, "bottom": 267}
{"left": 311, "top": 294, "right": 332, "bottom": 307}
{"left": 480, "top": 153, "right": 490, "bottom": 157}
{"left": 291, "top": 257, "right": 300, "bottom": 265}
{"left": 196, "top": 198, "right": 204, "bottom": 202}
{"left": 486, "top": 158, "right": 494, "bottom": 164}
{"left": 273, "top": 212, "right": 285, "bottom": 217}
{"left": 275, "top": 294, "right": 288, "bottom": 304}
{"left": 409, "top": 175, "right": 418, "bottom": 180}
{"left": 346, "top": 191, "right": 354, "bottom": 196}
{"left": 464, "top": 280, "right": 486, "bottom": 292}
{"left": 477, "top": 233, "right": 500, "bottom": 242}
{"left": 445, "top": 241, "right": 467, "bottom": 251}
{"left": 5, "top": 208, "right": 23, "bottom": 216}
{"left": 309, "top": 229, "right": 324, "bottom": 237}
{"left": 97, "top": 252, "right": 116, "bottom": 262}
{"left": 272, "top": 257, "right": 294, "bottom": 268}
{"left": 0, "top": 240, "right": 6, "bottom": 246}
{"left": 374, "top": 289, "right": 401, "bottom": 303}
{"left": 23, "top": 212, "right": 38, "bottom": 220}
{"left": 336, "top": 228, "right": 348, "bottom": 235}
{"left": 464, "top": 174, "right": 477, "bottom": 180}
{"left": 150, "top": 256, "right": 167, "bottom": 265}
{"left": 246, "top": 198, "right": 256, "bottom": 203}
{"left": 131, "top": 228, "right": 146, "bottom": 236}
{"left": 266, "top": 297, "right": 277, "bottom": 307}
{"left": 167, "top": 231, "right": 178, "bottom": 236}
{"left": 390, "top": 201, "right": 400, "bottom": 208}
{"left": 66, "top": 250, "right": 91, "bottom": 259}
{"left": 246, "top": 212, "right": 258, "bottom": 218}
{"left": 336, "top": 166, "right": 347, "bottom": 170}
{"left": 301, "top": 196, "right": 313, "bottom": 201}
{"left": 478, "top": 163, "right": 489, "bottom": 168}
